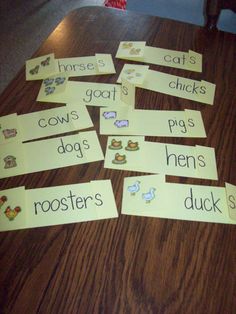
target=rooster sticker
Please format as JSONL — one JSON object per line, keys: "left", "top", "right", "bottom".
{"left": 4, "top": 206, "right": 21, "bottom": 221}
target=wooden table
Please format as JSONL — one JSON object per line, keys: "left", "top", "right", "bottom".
{"left": 0, "top": 6, "right": 235, "bottom": 314}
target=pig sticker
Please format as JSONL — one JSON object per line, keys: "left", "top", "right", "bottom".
{"left": 114, "top": 120, "right": 129, "bottom": 128}
{"left": 103, "top": 111, "right": 117, "bottom": 119}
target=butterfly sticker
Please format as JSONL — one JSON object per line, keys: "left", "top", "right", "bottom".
{"left": 29, "top": 65, "right": 40, "bottom": 75}
{"left": 41, "top": 56, "right": 50, "bottom": 66}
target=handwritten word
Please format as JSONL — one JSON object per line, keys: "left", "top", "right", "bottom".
{"left": 38, "top": 110, "right": 79, "bottom": 128}
{"left": 184, "top": 188, "right": 222, "bottom": 213}
{"left": 83, "top": 87, "right": 118, "bottom": 103}
{"left": 169, "top": 78, "right": 206, "bottom": 95}
{"left": 164, "top": 54, "right": 196, "bottom": 65}
{"left": 57, "top": 138, "right": 89, "bottom": 158}
{"left": 168, "top": 118, "right": 194, "bottom": 133}
{"left": 34, "top": 190, "right": 103, "bottom": 215}
{"left": 165, "top": 145, "right": 206, "bottom": 169}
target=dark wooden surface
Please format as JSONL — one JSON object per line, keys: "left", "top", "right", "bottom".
{"left": 0, "top": 6, "right": 236, "bottom": 314}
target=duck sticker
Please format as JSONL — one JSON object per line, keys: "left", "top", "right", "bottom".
{"left": 4, "top": 206, "right": 21, "bottom": 221}
{"left": 112, "top": 153, "right": 127, "bottom": 164}
{"left": 125, "top": 140, "right": 139, "bottom": 151}
{"left": 127, "top": 181, "right": 141, "bottom": 196}
{"left": 142, "top": 188, "right": 156, "bottom": 203}
{"left": 109, "top": 139, "right": 122, "bottom": 150}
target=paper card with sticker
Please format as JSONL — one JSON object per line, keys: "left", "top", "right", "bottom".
{"left": 18, "top": 103, "right": 93, "bottom": 142}
{"left": 116, "top": 41, "right": 146, "bottom": 58}
{"left": 141, "top": 70, "right": 216, "bottom": 105}
{"left": 225, "top": 183, "right": 236, "bottom": 221}
{"left": 100, "top": 106, "right": 206, "bottom": 138}
{"left": 116, "top": 45, "right": 202, "bottom": 72}
{"left": 37, "top": 73, "right": 68, "bottom": 99}
{"left": 25, "top": 180, "right": 118, "bottom": 230}
{"left": 122, "top": 174, "right": 165, "bottom": 217}
{"left": 95, "top": 54, "right": 116, "bottom": 74}
{"left": 104, "top": 136, "right": 218, "bottom": 179}
{"left": 117, "top": 64, "right": 149, "bottom": 85}
{"left": 104, "top": 136, "right": 148, "bottom": 172}
{"left": 0, "top": 113, "right": 21, "bottom": 144}
{"left": 0, "top": 131, "right": 104, "bottom": 179}
{"left": 26, "top": 53, "right": 58, "bottom": 80}
{"left": 0, "top": 186, "right": 27, "bottom": 232}
{"left": 122, "top": 175, "right": 235, "bottom": 224}
{"left": 37, "top": 81, "right": 122, "bottom": 107}
{"left": 0, "top": 142, "right": 27, "bottom": 179}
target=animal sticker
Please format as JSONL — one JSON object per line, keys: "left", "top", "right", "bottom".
{"left": 109, "top": 139, "right": 122, "bottom": 150}
{"left": 2, "top": 128, "right": 17, "bottom": 139}
{"left": 142, "top": 188, "right": 156, "bottom": 203}
{"left": 41, "top": 56, "right": 51, "bottom": 67}
{"left": 0, "top": 196, "right": 7, "bottom": 209}
{"left": 112, "top": 153, "right": 127, "bottom": 164}
{"left": 103, "top": 111, "right": 117, "bottom": 119}
{"left": 127, "top": 181, "right": 141, "bottom": 196}
{"left": 114, "top": 120, "right": 129, "bottom": 128}
{"left": 125, "top": 140, "right": 139, "bottom": 151}
{"left": 40, "top": 74, "right": 68, "bottom": 97}
{"left": 29, "top": 65, "right": 40, "bottom": 75}
{"left": 4, "top": 206, "right": 21, "bottom": 221}
{"left": 4, "top": 155, "right": 17, "bottom": 169}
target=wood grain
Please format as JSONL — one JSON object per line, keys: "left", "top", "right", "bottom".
{"left": 0, "top": 6, "right": 235, "bottom": 314}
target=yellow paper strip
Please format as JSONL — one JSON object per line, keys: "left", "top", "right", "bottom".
{"left": 57, "top": 54, "right": 116, "bottom": 77}
{"left": 0, "top": 131, "right": 104, "bottom": 179}
{"left": 0, "top": 180, "right": 118, "bottom": 232}
{"left": 116, "top": 42, "right": 202, "bottom": 72}
{"left": 141, "top": 70, "right": 215, "bottom": 105}
{"left": 37, "top": 81, "right": 121, "bottom": 107}
{"left": 19, "top": 104, "right": 93, "bottom": 141}
{"left": 104, "top": 136, "right": 217, "bottom": 179}
{"left": 100, "top": 106, "right": 206, "bottom": 137}
{"left": 122, "top": 175, "right": 235, "bottom": 224}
